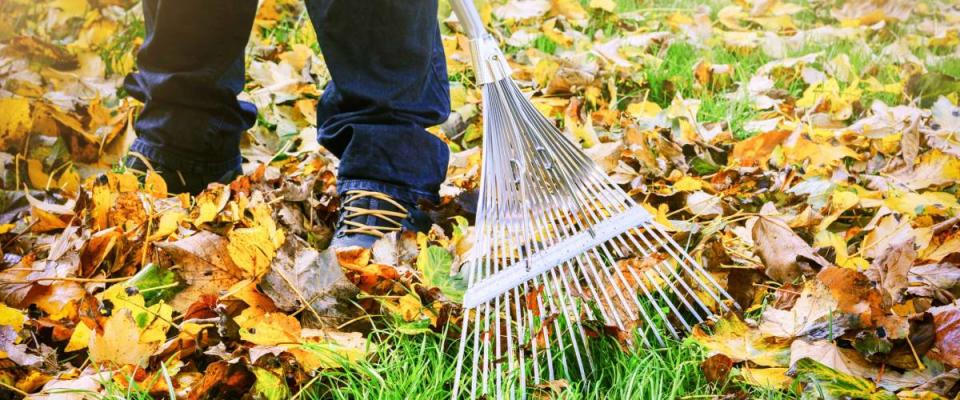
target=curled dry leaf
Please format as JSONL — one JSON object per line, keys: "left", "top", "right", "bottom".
{"left": 752, "top": 215, "right": 826, "bottom": 283}
{"left": 260, "top": 235, "right": 360, "bottom": 329}
{"left": 866, "top": 238, "right": 915, "bottom": 306}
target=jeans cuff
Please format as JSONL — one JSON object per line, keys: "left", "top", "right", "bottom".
{"left": 130, "top": 139, "right": 242, "bottom": 175}
{"left": 337, "top": 178, "right": 440, "bottom": 207}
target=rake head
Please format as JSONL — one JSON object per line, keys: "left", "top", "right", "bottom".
{"left": 449, "top": 2, "right": 738, "bottom": 398}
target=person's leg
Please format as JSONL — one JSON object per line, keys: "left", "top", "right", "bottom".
{"left": 304, "top": 0, "right": 451, "bottom": 209}
{"left": 124, "top": 0, "right": 258, "bottom": 194}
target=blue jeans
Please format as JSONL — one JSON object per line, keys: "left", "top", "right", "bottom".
{"left": 124, "top": 0, "right": 451, "bottom": 204}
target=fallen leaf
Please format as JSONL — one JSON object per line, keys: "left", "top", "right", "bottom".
{"left": 752, "top": 216, "right": 826, "bottom": 283}
{"left": 741, "top": 367, "right": 792, "bottom": 390}
{"left": 866, "top": 238, "right": 915, "bottom": 306}
{"left": 759, "top": 279, "right": 844, "bottom": 340}
{"left": 692, "top": 313, "right": 790, "bottom": 367}
{"left": 260, "top": 236, "right": 359, "bottom": 328}
{"left": 791, "top": 357, "right": 896, "bottom": 400}
{"left": 931, "top": 303, "right": 960, "bottom": 368}
{"left": 237, "top": 308, "right": 301, "bottom": 346}
{"left": 155, "top": 231, "right": 244, "bottom": 310}
{"left": 88, "top": 308, "right": 161, "bottom": 367}
{"left": 701, "top": 353, "right": 733, "bottom": 383}
{"left": 417, "top": 245, "right": 466, "bottom": 303}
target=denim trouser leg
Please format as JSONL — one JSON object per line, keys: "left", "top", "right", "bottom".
{"left": 124, "top": 0, "right": 257, "bottom": 175}
{"left": 305, "top": 0, "right": 451, "bottom": 205}
{"left": 126, "top": 0, "right": 451, "bottom": 204}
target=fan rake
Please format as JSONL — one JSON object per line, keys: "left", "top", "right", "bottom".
{"left": 448, "top": 1, "right": 738, "bottom": 398}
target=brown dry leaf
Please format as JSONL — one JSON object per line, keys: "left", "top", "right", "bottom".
{"left": 818, "top": 266, "right": 886, "bottom": 328}
{"left": 752, "top": 215, "right": 826, "bottom": 283}
{"left": 79, "top": 227, "right": 121, "bottom": 275}
{"left": 701, "top": 353, "right": 734, "bottom": 383}
{"left": 155, "top": 231, "right": 244, "bottom": 310}
{"left": 29, "top": 371, "right": 109, "bottom": 400}
{"left": 759, "top": 279, "right": 843, "bottom": 339}
{"left": 908, "top": 263, "right": 960, "bottom": 303}
{"left": 862, "top": 213, "right": 915, "bottom": 260}
{"left": 866, "top": 238, "right": 915, "bottom": 306}
{"left": 931, "top": 303, "right": 960, "bottom": 368}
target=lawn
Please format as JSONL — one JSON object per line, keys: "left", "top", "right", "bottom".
{"left": 1, "top": 0, "right": 959, "bottom": 399}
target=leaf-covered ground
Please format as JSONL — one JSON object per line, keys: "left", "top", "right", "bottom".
{"left": 1, "top": 0, "right": 960, "bottom": 398}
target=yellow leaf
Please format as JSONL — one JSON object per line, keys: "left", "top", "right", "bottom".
{"left": 673, "top": 176, "right": 703, "bottom": 192}
{"left": 290, "top": 329, "right": 371, "bottom": 371}
{"left": 625, "top": 101, "right": 662, "bottom": 119}
{"left": 399, "top": 293, "right": 423, "bottom": 322}
{"left": 0, "top": 98, "right": 31, "bottom": 149}
{"left": 786, "top": 137, "right": 860, "bottom": 172}
{"left": 692, "top": 314, "right": 791, "bottom": 367}
{"left": 883, "top": 191, "right": 959, "bottom": 217}
{"left": 90, "top": 180, "right": 113, "bottom": 230}
{"left": 666, "top": 13, "right": 694, "bottom": 30}
{"left": 89, "top": 309, "right": 160, "bottom": 367}
{"left": 228, "top": 227, "right": 277, "bottom": 278}
{"left": 641, "top": 203, "right": 677, "bottom": 231}
{"left": 564, "top": 105, "right": 598, "bottom": 148}
{"left": 30, "top": 206, "right": 68, "bottom": 233}
{"left": 741, "top": 367, "right": 792, "bottom": 390}
{"left": 588, "top": 0, "right": 615, "bottom": 12}
{"left": 64, "top": 322, "right": 91, "bottom": 352}
{"left": 817, "top": 191, "right": 859, "bottom": 230}
{"left": 0, "top": 303, "right": 25, "bottom": 332}
{"left": 100, "top": 282, "right": 148, "bottom": 321}
{"left": 550, "top": 0, "right": 588, "bottom": 24}
{"left": 238, "top": 309, "right": 301, "bottom": 346}
{"left": 148, "top": 210, "right": 185, "bottom": 241}
{"left": 144, "top": 171, "right": 167, "bottom": 198}
{"left": 57, "top": 168, "right": 80, "bottom": 194}
{"left": 541, "top": 18, "right": 572, "bottom": 48}
{"left": 191, "top": 184, "right": 231, "bottom": 225}
{"left": 139, "top": 302, "right": 174, "bottom": 343}
{"left": 26, "top": 159, "right": 50, "bottom": 189}
{"left": 116, "top": 172, "right": 140, "bottom": 193}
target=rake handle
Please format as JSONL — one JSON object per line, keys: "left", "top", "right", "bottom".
{"left": 449, "top": 0, "right": 488, "bottom": 41}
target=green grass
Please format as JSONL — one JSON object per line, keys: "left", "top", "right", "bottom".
{"left": 301, "top": 319, "right": 797, "bottom": 399}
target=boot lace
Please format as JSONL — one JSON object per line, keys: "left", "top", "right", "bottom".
{"left": 340, "top": 190, "right": 409, "bottom": 238}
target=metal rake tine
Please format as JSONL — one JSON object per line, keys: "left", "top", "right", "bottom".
{"left": 489, "top": 100, "right": 542, "bottom": 387}
{"left": 621, "top": 230, "right": 713, "bottom": 320}
{"left": 639, "top": 226, "right": 735, "bottom": 312}
{"left": 607, "top": 232, "right": 706, "bottom": 327}
{"left": 654, "top": 226, "right": 740, "bottom": 310}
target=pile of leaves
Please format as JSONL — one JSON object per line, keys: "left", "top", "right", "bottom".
{"left": 1, "top": 0, "right": 960, "bottom": 398}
